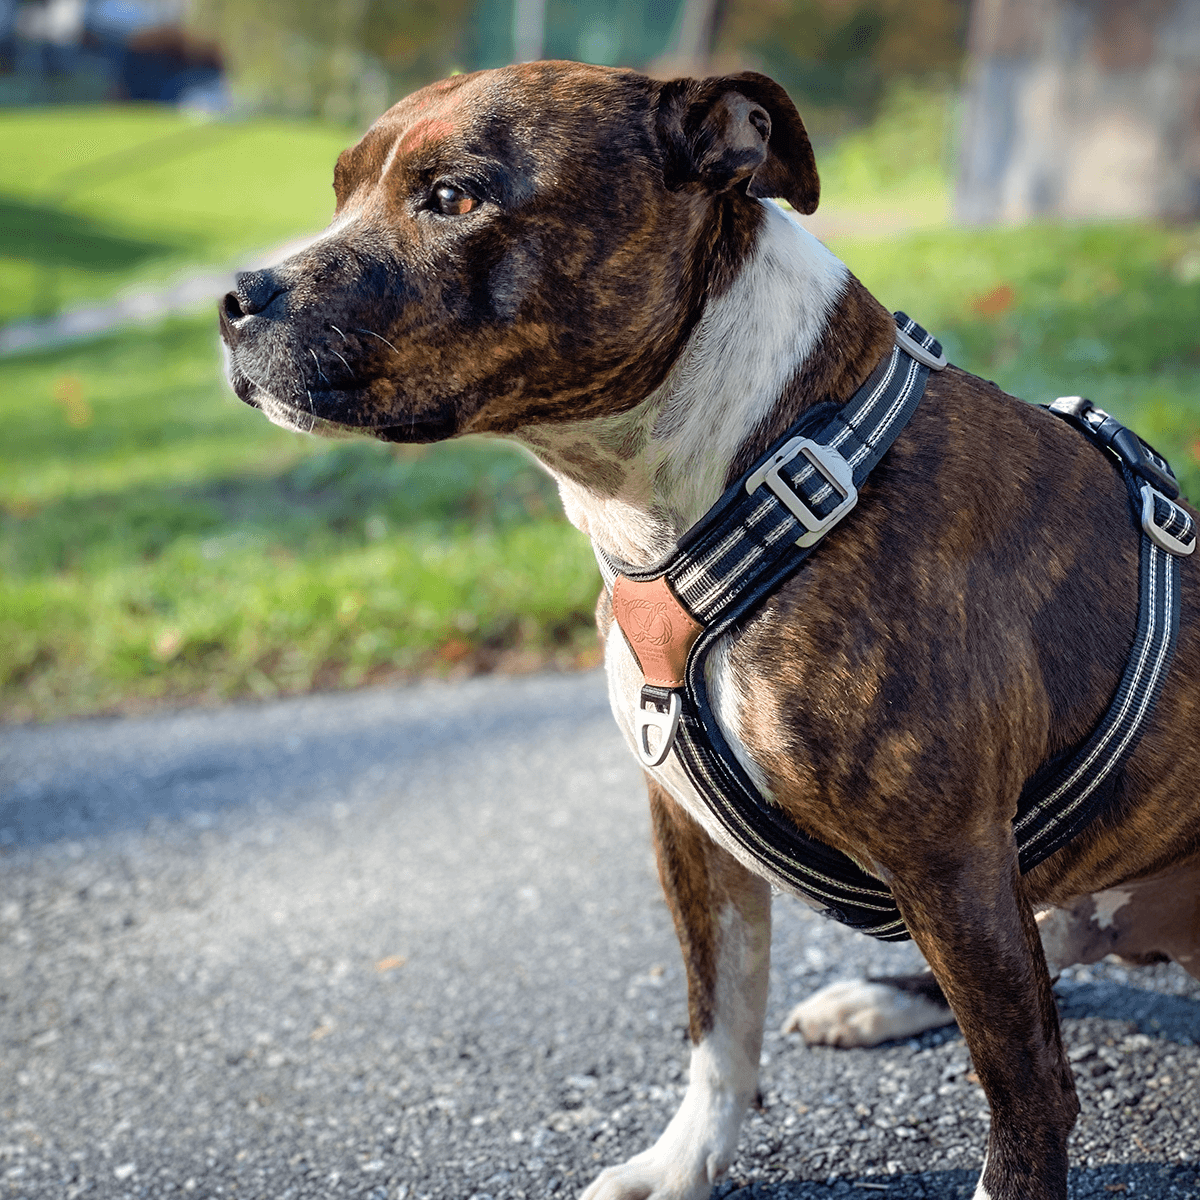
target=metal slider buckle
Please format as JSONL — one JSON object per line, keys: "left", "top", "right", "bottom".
{"left": 894, "top": 325, "right": 948, "bottom": 371}
{"left": 1140, "top": 485, "right": 1195, "bottom": 556}
{"left": 636, "top": 687, "right": 682, "bottom": 767}
{"left": 1049, "top": 394, "right": 1095, "bottom": 421}
{"left": 744, "top": 437, "right": 858, "bottom": 548}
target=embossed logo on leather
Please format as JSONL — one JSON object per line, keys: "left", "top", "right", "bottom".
{"left": 611, "top": 574, "right": 704, "bottom": 689}
{"left": 619, "top": 599, "right": 672, "bottom": 647}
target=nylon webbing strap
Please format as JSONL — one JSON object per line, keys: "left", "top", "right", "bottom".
{"left": 599, "top": 313, "right": 943, "bottom": 940}
{"left": 596, "top": 313, "right": 938, "bottom": 611}
{"left": 1014, "top": 533, "right": 1180, "bottom": 868}
{"left": 671, "top": 317, "right": 944, "bottom": 940}
{"left": 598, "top": 323, "right": 1193, "bottom": 943}
{"left": 1014, "top": 400, "right": 1196, "bottom": 871}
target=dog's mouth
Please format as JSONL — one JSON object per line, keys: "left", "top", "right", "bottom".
{"left": 232, "top": 368, "right": 459, "bottom": 444}
{"left": 221, "top": 300, "right": 463, "bottom": 445}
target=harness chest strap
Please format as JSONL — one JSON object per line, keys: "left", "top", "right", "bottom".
{"left": 606, "top": 313, "right": 944, "bottom": 763}
{"left": 600, "top": 314, "right": 1197, "bottom": 943}
{"left": 1014, "top": 396, "right": 1195, "bottom": 870}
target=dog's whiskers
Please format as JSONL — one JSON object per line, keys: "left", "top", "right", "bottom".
{"left": 308, "top": 348, "right": 330, "bottom": 384}
{"left": 330, "top": 324, "right": 349, "bottom": 342}
{"left": 282, "top": 351, "right": 314, "bottom": 430}
{"left": 355, "top": 327, "right": 400, "bottom": 355}
{"left": 295, "top": 351, "right": 315, "bottom": 419}
{"left": 330, "top": 348, "right": 353, "bottom": 376}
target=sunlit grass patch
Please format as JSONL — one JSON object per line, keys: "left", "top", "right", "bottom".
{"left": 0, "top": 107, "right": 352, "bottom": 322}
{"left": 2, "top": 521, "right": 599, "bottom": 723}
{"left": 836, "top": 220, "right": 1200, "bottom": 498}
{"left": 814, "top": 81, "right": 957, "bottom": 232}
{"left": 0, "top": 316, "right": 600, "bottom": 722}
{"left": 5, "top": 121, "right": 1200, "bottom": 722}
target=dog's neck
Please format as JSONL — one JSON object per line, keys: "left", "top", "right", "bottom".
{"left": 514, "top": 201, "right": 893, "bottom": 569}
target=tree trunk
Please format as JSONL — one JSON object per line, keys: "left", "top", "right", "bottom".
{"left": 958, "top": 0, "right": 1200, "bottom": 222}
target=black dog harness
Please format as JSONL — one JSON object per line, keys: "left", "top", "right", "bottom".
{"left": 599, "top": 314, "right": 1195, "bottom": 941}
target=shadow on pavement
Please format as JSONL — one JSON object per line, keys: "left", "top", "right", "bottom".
{"left": 1056, "top": 979, "right": 1200, "bottom": 1045}
{"left": 831, "top": 977, "right": 1200, "bottom": 1057}
{"left": 717, "top": 1160, "right": 1198, "bottom": 1197}
{"left": 0, "top": 673, "right": 612, "bottom": 850}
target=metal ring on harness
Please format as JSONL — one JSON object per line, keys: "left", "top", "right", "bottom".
{"left": 602, "top": 323, "right": 1195, "bottom": 942}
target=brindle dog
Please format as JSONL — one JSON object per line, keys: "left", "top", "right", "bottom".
{"left": 219, "top": 61, "right": 1200, "bottom": 1200}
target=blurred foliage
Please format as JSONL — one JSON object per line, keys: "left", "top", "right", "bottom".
{"left": 182, "top": 0, "right": 969, "bottom": 125}
{"left": 814, "top": 80, "right": 956, "bottom": 226}
{"left": 7, "top": 209, "right": 1200, "bottom": 721}
{"left": 837, "top": 220, "right": 1200, "bottom": 502}
{"left": 7, "top": 91, "right": 1200, "bottom": 723}
{"left": 819, "top": 81, "right": 955, "bottom": 192}
{"left": 187, "top": 0, "right": 472, "bottom": 123}
{"left": 720, "top": 0, "right": 969, "bottom": 130}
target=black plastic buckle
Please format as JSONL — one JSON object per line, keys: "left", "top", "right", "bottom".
{"left": 1049, "top": 396, "right": 1180, "bottom": 500}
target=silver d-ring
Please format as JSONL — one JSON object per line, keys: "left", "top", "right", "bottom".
{"left": 636, "top": 690, "right": 682, "bottom": 767}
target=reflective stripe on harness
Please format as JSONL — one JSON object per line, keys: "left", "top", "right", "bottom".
{"left": 598, "top": 317, "right": 1196, "bottom": 942}
{"left": 1014, "top": 397, "right": 1195, "bottom": 873}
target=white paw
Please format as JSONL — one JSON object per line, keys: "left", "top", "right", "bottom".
{"left": 579, "top": 1052, "right": 745, "bottom": 1200}
{"left": 579, "top": 1144, "right": 721, "bottom": 1200}
{"left": 781, "top": 979, "right": 953, "bottom": 1047}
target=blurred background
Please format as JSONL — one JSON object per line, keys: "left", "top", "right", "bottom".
{"left": 3, "top": 0, "right": 1200, "bottom": 723}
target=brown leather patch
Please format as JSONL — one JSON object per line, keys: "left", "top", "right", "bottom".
{"left": 612, "top": 574, "right": 704, "bottom": 689}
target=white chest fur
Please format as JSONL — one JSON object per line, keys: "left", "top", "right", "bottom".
{"left": 518, "top": 199, "right": 849, "bottom": 908}
{"left": 603, "top": 626, "right": 824, "bottom": 909}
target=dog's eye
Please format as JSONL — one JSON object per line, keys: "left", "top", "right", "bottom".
{"left": 433, "top": 184, "right": 478, "bottom": 215}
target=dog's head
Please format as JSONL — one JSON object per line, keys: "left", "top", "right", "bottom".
{"left": 219, "top": 62, "right": 819, "bottom": 442}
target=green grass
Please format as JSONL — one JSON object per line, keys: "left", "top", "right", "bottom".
{"left": 0, "top": 107, "right": 353, "bottom": 323}
{"left": 0, "top": 319, "right": 602, "bottom": 722}
{"left": 0, "top": 85, "right": 952, "bottom": 326}
{"left": 814, "top": 87, "right": 1200, "bottom": 486}
{"left": 832, "top": 221, "right": 1200, "bottom": 501}
{"left": 814, "top": 80, "right": 957, "bottom": 230}
{"left": 5, "top": 96, "right": 1200, "bottom": 723}
{"left": 6, "top": 217, "right": 1200, "bottom": 723}
{"left": 0, "top": 83, "right": 955, "bottom": 326}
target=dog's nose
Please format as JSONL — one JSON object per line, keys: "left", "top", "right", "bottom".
{"left": 223, "top": 270, "right": 286, "bottom": 321}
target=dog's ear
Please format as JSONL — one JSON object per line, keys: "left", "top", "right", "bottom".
{"left": 656, "top": 71, "right": 819, "bottom": 214}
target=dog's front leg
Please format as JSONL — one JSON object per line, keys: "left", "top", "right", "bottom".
{"left": 582, "top": 777, "right": 771, "bottom": 1200}
{"left": 888, "top": 839, "right": 1079, "bottom": 1200}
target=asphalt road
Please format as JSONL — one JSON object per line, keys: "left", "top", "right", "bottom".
{"left": 1, "top": 672, "right": 1197, "bottom": 1200}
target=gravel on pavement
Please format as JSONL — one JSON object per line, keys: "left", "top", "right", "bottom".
{"left": 1, "top": 671, "right": 1197, "bottom": 1199}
